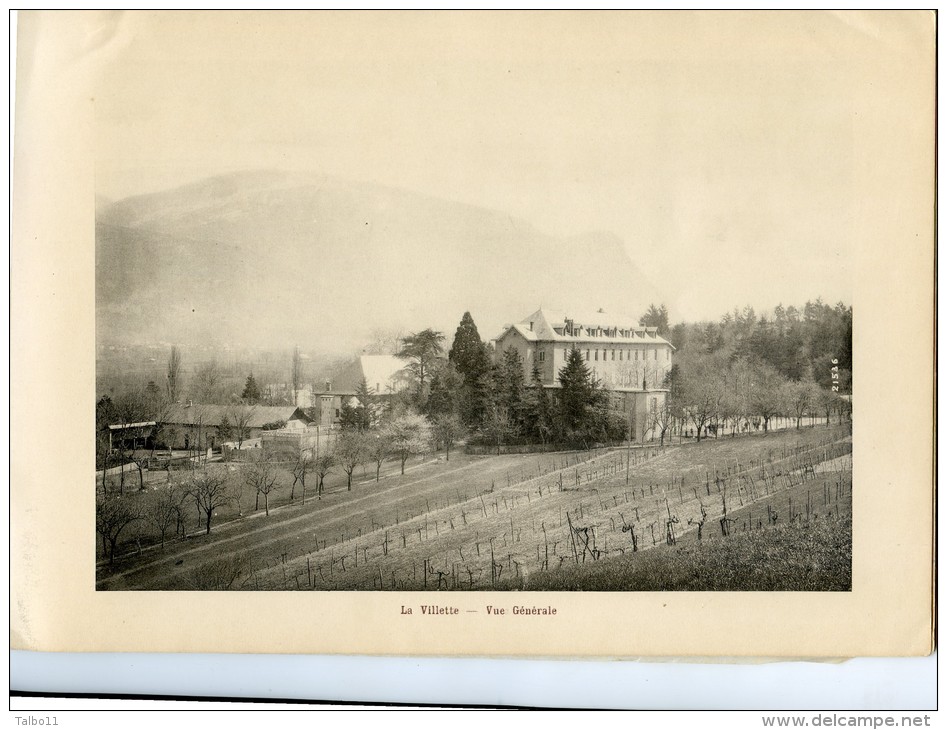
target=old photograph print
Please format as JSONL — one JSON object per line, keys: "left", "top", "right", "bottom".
{"left": 95, "top": 12, "right": 853, "bottom": 592}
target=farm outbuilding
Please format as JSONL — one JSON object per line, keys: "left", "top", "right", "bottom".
{"left": 106, "top": 421, "right": 156, "bottom": 451}
{"left": 157, "top": 403, "right": 314, "bottom": 450}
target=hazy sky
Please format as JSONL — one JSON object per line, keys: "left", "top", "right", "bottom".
{"left": 88, "top": 11, "right": 924, "bottom": 322}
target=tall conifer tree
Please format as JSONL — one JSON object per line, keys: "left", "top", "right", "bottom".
{"left": 557, "top": 347, "right": 602, "bottom": 440}
{"left": 448, "top": 312, "right": 491, "bottom": 426}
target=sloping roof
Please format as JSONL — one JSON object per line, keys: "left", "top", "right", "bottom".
{"left": 108, "top": 421, "right": 156, "bottom": 431}
{"left": 496, "top": 308, "right": 674, "bottom": 348}
{"left": 496, "top": 323, "right": 538, "bottom": 342}
{"left": 538, "top": 307, "right": 641, "bottom": 330}
{"left": 360, "top": 355, "right": 412, "bottom": 393}
{"left": 160, "top": 404, "right": 312, "bottom": 428}
{"left": 323, "top": 354, "right": 413, "bottom": 394}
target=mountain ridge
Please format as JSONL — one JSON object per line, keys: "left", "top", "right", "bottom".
{"left": 96, "top": 170, "right": 663, "bottom": 353}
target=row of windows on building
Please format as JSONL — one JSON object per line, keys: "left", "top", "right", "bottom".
{"left": 553, "top": 326, "right": 657, "bottom": 339}
{"left": 535, "top": 347, "right": 669, "bottom": 363}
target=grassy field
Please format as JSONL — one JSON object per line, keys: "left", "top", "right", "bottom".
{"left": 97, "top": 424, "right": 852, "bottom": 591}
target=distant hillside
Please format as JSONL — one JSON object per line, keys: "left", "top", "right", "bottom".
{"left": 96, "top": 170, "right": 663, "bottom": 353}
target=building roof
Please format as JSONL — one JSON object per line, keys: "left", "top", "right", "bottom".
{"left": 539, "top": 307, "right": 639, "bottom": 329}
{"left": 360, "top": 355, "right": 412, "bottom": 393}
{"left": 107, "top": 421, "right": 156, "bottom": 431}
{"left": 321, "top": 354, "right": 413, "bottom": 395}
{"left": 160, "top": 404, "right": 312, "bottom": 429}
{"left": 496, "top": 308, "right": 674, "bottom": 348}
{"left": 505, "top": 323, "right": 538, "bottom": 341}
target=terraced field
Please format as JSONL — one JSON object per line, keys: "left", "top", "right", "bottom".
{"left": 98, "top": 424, "right": 851, "bottom": 591}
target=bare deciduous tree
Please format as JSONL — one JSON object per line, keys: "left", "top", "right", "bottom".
{"left": 193, "top": 359, "right": 222, "bottom": 403}
{"left": 648, "top": 398, "right": 674, "bottom": 447}
{"left": 96, "top": 396, "right": 116, "bottom": 496}
{"left": 244, "top": 456, "right": 280, "bottom": 515}
{"left": 336, "top": 431, "right": 366, "bottom": 491}
{"left": 676, "top": 355, "right": 727, "bottom": 442}
{"left": 96, "top": 497, "right": 141, "bottom": 565}
{"left": 779, "top": 378, "right": 821, "bottom": 430}
{"left": 313, "top": 453, "right": 336, "bottom": 499}
{"left": 365, "top": 432, "right": 391, "bottom": 482}
{"left": 290, "top": 441, "right": 314, "bottom": 504}
{"left": 188, "top": 469, "right": 231, "bottom": 535}
{"left": 146, "top": 482, "right": 186, "bottom": 551}
{"left": 749, "top": 363, "right": 784, "bottom": 433}
{"left": 720, "top": 360, "right": 754, "bottom": 437}
{"left": 110, "top": 390, "right": 151, "bottom": 494}
{"left": 433, "top": 413, "right": 463, "bottom": 461}
{"left": 482, "top": 403, "right": 513, "bottom": 456}
{"left": 228, "top": 404, "right": 256, "bottom": 449}
{"left": 817, "top": 387, "right": 840, "bottom": 426}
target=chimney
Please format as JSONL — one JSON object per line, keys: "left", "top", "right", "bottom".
{"left": 187, "top": 400, "right": 192, "bottom": 407}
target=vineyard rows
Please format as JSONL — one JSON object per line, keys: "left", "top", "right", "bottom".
{"left": 244, "top": 432, "right": 853, "bottom": 591}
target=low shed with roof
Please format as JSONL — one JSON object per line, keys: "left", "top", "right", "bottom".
{"left": 158, "top": 403, "right": 313, "bottom": 450}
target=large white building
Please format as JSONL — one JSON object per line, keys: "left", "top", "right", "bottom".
{"left": 493, "top": 308, "right": 674, "bottom": 441}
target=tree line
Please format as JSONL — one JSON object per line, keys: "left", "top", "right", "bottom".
{"left": 663, "top": 299, "right": 852, "bottom": 444}
{"left": 667, "top": 299, "right": 852, "bottom": 391}
{"left": 98, "top": 300, "right": 852, "bottom": 481}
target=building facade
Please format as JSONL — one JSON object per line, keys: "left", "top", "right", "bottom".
{"left": 493, "top": 308, "right": 674, "bottom": 442}
{"left": 158, "top": 403, "right": 313, "bottom": 450}
{"left": 312, "top": 355, "right": 414, "bottom": 427}
{"left": 262, "top": 383, "right": 315, "bottom": 409}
